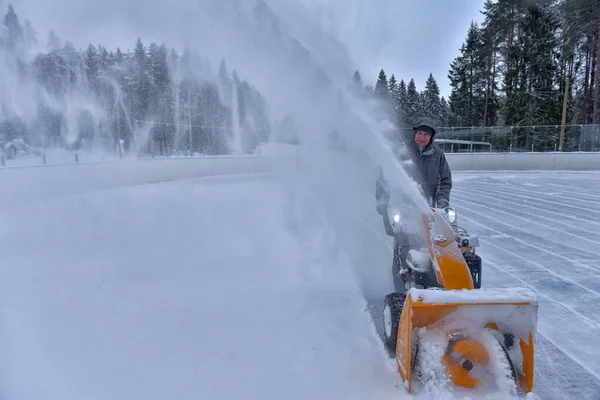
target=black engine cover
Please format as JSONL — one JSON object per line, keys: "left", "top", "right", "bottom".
{"left": 463, "top": 251, "right": 482, "bottom": 289}
{"left": 413, "top": 268, "right": 440, "bottom": 289}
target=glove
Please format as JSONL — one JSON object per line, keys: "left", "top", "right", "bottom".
{"left": 437, "top": 199, "right": 449, "bottom": 208}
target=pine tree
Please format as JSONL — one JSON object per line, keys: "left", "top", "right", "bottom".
{"left": 148, "top": 43, "right": 170, "bottom": 92}
{"left": 520, "top": 3, "right": 562, "bottom": 149}
{"left": 374, "top": 69, "right": 389, "bottom": 100}
{"left": 147, "top": 42, "right": 174, "bottom": 154}
{"left": 2, "top": 4, "right": 23, "bottom": 52}
{"left": 374, "top": 68, "right": 397, "bottom": 121}
{"left": 479, "top": 0, "right": 501, "bottom": 126}
{"left": 353, "top": 70, "right": 362, "bottom": 86}
{"left": 388, "top": 74, "right": 398, "bottom": 93}
{"left": 96, "top": 45, "right": 109, "bottom": 75}
{"left": 130, "top": 37, "right": 151, "bottom": 144}
{"left": 397, "top": 80, "right": 408, "bottom": 127}
{"left": 404, "top": 78, "right": 421, "bottom": 125}
{"left": 447, "top": 21, "right": 486, "bottom": 127}
{"left": 563, "top": 0, "right": 600, "bottom": 125}
{"left": 388, "top": 74, "right": 404, "bottom": 127}
{"left": 84, "top": 44, "right": 98, "bottom": 81}
{"left": 421, "top": 73, "right": 443, "bottom": 125}
{"left": 439, "top": 97, "right": 450, "bottom": 126}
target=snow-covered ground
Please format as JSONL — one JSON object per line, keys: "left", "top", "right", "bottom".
{"left": 0, "top": 172, "right": 402, "bottom": 400}
{"left": 451, "top": 171, "right": 600, "bottom": 400}
{"left": 0, "top": 168, "right": 598, "bottom": 399}
{"left": 2, "top": 147, "right": 127, "bottom": 167}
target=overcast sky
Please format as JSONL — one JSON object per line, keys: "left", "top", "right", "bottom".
{"left": 8, "top": 0, "right": 485, "bottom": 98}
{"left": 361, "top": 0, "right": 486, "bottom": 98}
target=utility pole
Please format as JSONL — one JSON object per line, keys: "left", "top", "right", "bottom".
{"left": 188, "top": 76, "right": 192, "bottom": 155}
{"left": 559, "top": 57, "right": 572, "bottom": 152}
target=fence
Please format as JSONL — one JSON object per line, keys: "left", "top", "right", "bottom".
{"left": 402, "top": 124, "right": 600, "bottom": 153}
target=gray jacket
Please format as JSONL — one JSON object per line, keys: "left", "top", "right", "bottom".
{"left": 376, "top": 120, "right": 452, "bottom": 210}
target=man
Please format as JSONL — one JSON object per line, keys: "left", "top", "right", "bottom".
{"left": 376, "top": 116, "right": 452, "bottom": 213}
{"left": 375, "top": 116, "right": 453, "bottom": 292}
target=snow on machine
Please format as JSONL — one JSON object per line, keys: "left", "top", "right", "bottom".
{"left": 381, "top": 203, "right": 538, "bottom": 395}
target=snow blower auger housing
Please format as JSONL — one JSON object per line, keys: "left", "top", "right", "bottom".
{"left": 382, "top": 207, "right": 538, "bottom": 395}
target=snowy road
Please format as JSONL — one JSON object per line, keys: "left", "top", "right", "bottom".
{"left": 0, "top": 168, "right": 598, "bottom": 399}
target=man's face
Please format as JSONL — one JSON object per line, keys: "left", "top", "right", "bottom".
{"left": 414, "top": 130, "right": 432, "bottom": 147}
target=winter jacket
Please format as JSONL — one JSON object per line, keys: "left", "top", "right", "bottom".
{"left": 376, "top": 117, "right": 452, "bottom": 211}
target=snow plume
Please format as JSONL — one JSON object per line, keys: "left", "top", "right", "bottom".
{"left": 0, "top": 5, "right": 117, "bottom": 158}
{"left": 179, "top": 0, "right": 431, "bottom": 328}
{"left": 182, "top": 0, "right": 430, "bottom": 206}
{"left": 0, "top": 14, "right": 115, "bottom": 159}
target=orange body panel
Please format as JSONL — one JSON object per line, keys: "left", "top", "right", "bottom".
{"left": 519, "top": 333, "right": 535, "bottom": 392}
{"left": 424, "top": 210, "right": 474, "bottom": 291}
{"left": 396, "top": 294, "right": 413, "bottom": 390}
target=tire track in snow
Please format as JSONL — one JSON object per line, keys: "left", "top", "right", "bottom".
{"left": 456, "top": 183, "right": 600, "bottom": 220}
{"left": 454, "top": 213, "right": 600, "bottom": 320}
{"left": 493, "top": 183, "right": 600, "bottom": 206}
{"left": 481, "top": 256, "right": 600, "bottom": 400}
{"left": 452, "top": 206, "right": 600, "bottom": 274}
{"left": 452, "top": 192, "right": 600, "bottom": 251}
{"left": 453, "top": 187, "right": 600, "bottom": 241}
{"left": 543, "top": 181, "right": 600, "bottom": 198}
{"left": 453, "top": 172, "right": 600, "bottom": 398}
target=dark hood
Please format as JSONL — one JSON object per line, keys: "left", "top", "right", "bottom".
{"left": 407, "top": 116, "right": 438, "bottom": 153}
{"left": 412, "top": 117, "right": 437, "bottom": 139}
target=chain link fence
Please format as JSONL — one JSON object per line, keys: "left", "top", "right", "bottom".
{"left": 401, "top": 124, "right": 600, "bottom": 153}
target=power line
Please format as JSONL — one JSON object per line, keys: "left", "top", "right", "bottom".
{"left": 412, "top": 124, "right": 600, "bottom": 130}
{"left": 134, "top": 119, "right": 268, "bottom": 132}
{"left": 134, "top": 119, "right": 229, "bottom": 129}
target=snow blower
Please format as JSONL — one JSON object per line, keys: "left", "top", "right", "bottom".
{"left": 382, "top": 205, "right": 538, "bottom": 395}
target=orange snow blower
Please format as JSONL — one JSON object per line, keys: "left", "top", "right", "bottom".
{"left": 382, "top": 207, "right": 538, "bottom": 394}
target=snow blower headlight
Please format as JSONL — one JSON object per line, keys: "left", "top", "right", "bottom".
{"left": 388, "top": 208, "right": 401, "bottom": 225}
{"left": 446, "top": 207, "right": 457, "bottom": 224}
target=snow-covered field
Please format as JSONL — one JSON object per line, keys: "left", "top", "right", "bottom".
{"left": 0, "top": 168, "right": 598, "bottom": 399}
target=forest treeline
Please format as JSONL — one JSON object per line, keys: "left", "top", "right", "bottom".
{"left": 359, "top": 0, "right": 600, "bottom": 151}
{"left": 0, "top": 4, "right": 270, "bottom": 156}
{"left": 2, "top": 0, "right": 599, "bottom": 155}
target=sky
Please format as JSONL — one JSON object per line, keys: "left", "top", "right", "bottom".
{"left": 362, "top": 0, "right": 486, "bottom": 98}
{"left": 7, "top": 0, "right": 486, "bottom": 98}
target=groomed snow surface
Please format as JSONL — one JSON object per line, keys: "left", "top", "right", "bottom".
{"left": 0, "top": 168, "right": 599, "bottom": 399}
